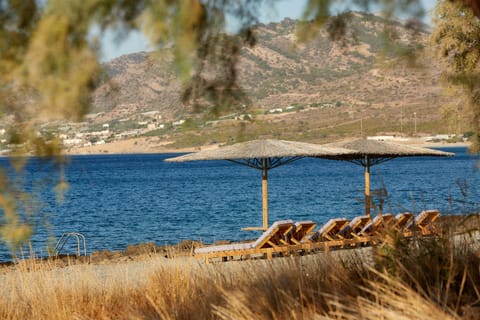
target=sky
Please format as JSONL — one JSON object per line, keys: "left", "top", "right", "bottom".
{"left": 100, "top": 0, "right": 437, "bottom": 62}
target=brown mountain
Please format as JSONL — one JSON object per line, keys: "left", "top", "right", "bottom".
{"left": 90, "top": 12, "right": 450, "bottom": 147}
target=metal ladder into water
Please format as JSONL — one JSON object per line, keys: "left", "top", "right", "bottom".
{"left": 54, "top": 232, "right": 87, "bottom": 256}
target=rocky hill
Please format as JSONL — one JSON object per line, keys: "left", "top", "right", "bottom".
{"left": 87, "top": 12, "right": 452, "bottom": 148}
{"left": 92, "top": 50, "right": 181, "bottom": 121}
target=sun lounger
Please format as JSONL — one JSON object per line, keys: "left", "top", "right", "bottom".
{"left": 194, "top": 219, "right": 294, "bottom": 262}
{"left": 338, "top": 215, "right": 370, "bottom": 239}
{"left": 406, "top": 210, "right": 440, "bottom": 235}
{"left": 392, "top": 212, "right": 414, "bottom": 233}
{"left": 359, "top": 213, "right": 395, "bottom": 236}
{"left": 310, "top": 218, "right": 350, "bottom": 242}
{"left": 289, "top": 220, "right": 317, "bottom": 244}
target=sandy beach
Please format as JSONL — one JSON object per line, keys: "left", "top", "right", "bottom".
{"left": 64, "top": 137, "right": 201, "bottom": 155}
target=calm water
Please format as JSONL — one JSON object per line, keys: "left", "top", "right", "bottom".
{"left": 0, "top": 147, "right": 478, "bottom": 261}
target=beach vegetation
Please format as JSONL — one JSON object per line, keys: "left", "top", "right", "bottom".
{"left": 431, "top": 0, "right": 480, "bottom": 151}
{"left": 0, "top": 226, "right": 478, "bottom": 319}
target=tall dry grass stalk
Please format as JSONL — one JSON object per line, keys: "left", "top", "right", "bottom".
{"left": 0, "top": 232, "right": 478, "bottom": 319}
{"left": 326, "top": 272, "right": 459, "bottom": 320}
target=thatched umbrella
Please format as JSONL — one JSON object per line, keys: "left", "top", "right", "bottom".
{"left": 165, "top": 139, "right": 357, "bottom": 231}
{"left": 323, "top": 138, "right": 455, "bottom": 218}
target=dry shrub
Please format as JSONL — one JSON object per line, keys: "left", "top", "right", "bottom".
{"left": 0, "top": 232, "right": 478, "bottom": 319}
{"left": 0, "top": 262, "right": 141, "bottom": 319}
{"left": 139, "top": 251, "right": 373, "bottom": 319}
{"left": 0, "top": 257, "right": 190, "bottom": 320}
{"left": 325, "top": 272, "right": 459, "bottom": 320}
{"left": 375, "top": 230, "right": 480, "bottom": 316}
{"left": 141, "top": 263, "right": 225, "bottom": 319}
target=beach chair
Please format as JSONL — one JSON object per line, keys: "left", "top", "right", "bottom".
{"left": 392, "top": 212, "right": 414, "bottom": 233}
{"left": 338, "top": 215, "right": 370, "bottom": 239}
{"left": 406, "top": 210, "right": 440, "bottom": 235}
{"left": 289, "top": 220, "right": 317, "bottom": 245}
{"left": 194, "top": 220, "right": 294, "bottom": 262}
{"left": 310, "top": 218, "right": 350, "bottom": 242}
{"left": 335, "top": 215, "right": 372, "bottom": 246}
{"left": 359, "top": 213, "right": 395, "bottom": 237}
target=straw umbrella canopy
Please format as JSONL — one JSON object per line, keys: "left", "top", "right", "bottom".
{"left": 165, "top": 139, "right": 357, "bottom": 231}
{"left": 323, "top": 138, "right": 455, "bottom": 218}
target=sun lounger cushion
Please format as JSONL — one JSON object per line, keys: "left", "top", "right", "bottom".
{"left": 194, "top": 242, "right": 253, "bottom": 254}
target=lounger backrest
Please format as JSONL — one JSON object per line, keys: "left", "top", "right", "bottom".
{"left": 382, "top": 213, "right": 395, "bottom": 225}
{"left": 361, "top": 214, "right": 395, "bottom": 235}
{"left": 311, "top": 218, "right": 349, "bottom": 241}
{"left": 351, "top": 216, "right": 371, "bottom": 233}
{"left": 194, "top": 219, "right": 295, "bottom": 255}
{"left": 339, "top": 215, "right": 370, "bottom": 237}
{"left": 291, "top": 220, "right": 316, "bottom": 243}
{"left": 253, "top": 219, "right": 294, "bottom": 248}
{"left": 406, "top": 210, "right": 440, "bottom": 230}
{"left": 393, "top": 212, "right": 414, "bottom": 230}
{"left": 360, "top": 216, "right": 380, "bottom": 235}
{"left": 416, "top": 210, "right": 440, "bottom": 226}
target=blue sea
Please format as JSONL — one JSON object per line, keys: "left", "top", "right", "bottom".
{"left": 0, "top": 146, "right": 478, "bottom": 261}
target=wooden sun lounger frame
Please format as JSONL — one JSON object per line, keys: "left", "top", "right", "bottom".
{"left": 289, "top": 221, "right": 317, "bottom": 245}
{"left": 310, "top": 218, "right": 350, "bottom": 242}
{"left": 196, "top": 219, "right": 372, "bottom": 263}
{"left": 404, "top": 209, "right": 440, "bottom": 236}
{"left": 195, "top": 237, "right": 375, "bottom": 263}
{"left": 195, "top": 220, "right": 295, "bottom": 262}
{"left": 338, "top": 215, "right": 370, "bottom": 240}
{"left": 392, "top": 212, "right": 414, "bottom": 233}
{"left": 194, "top": 211, "right": 441, "bottom": 263}
{"left": 359, "top": 213, "right": 395, "bottom": 237}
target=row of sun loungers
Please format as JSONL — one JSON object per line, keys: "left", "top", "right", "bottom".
{"left": 194, "top": 210, "right": 440, "bottom": 263}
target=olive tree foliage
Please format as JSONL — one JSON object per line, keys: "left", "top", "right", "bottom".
{"left": 430, "top": 0, "right": 480, "bottom": 151}
{"left": 0, "top": 0, "right": 435, "bottom": 250}
{"left": 0, "top": 0, "right": 266, "bottom": 251}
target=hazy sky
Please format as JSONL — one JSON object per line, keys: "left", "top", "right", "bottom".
{"left": 100, "top": 0, "right": 437, "bottom": 62}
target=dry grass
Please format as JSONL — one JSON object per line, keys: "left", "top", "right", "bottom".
{"left": 0, "top": 232, "right": 478, "bottom": 319}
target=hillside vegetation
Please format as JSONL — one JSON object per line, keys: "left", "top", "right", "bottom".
{"left": 88, "top": 12, "right": 454, "bottom": 149}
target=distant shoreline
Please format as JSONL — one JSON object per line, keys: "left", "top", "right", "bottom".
{"left": 63, "top": 137, "right": 203, "bottom": 156}
{"left": 395, "top": 140, "right": 470, "bottom": 149}
{"left": 62, "top": 136, "right": 471, "bottom": 156}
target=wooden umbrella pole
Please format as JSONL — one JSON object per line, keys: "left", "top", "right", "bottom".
{"left": 262, "top": 159, "right": 268, "bottom": 231}
{"left": 364, "top": 157, "right": 371, "bottom": 219}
